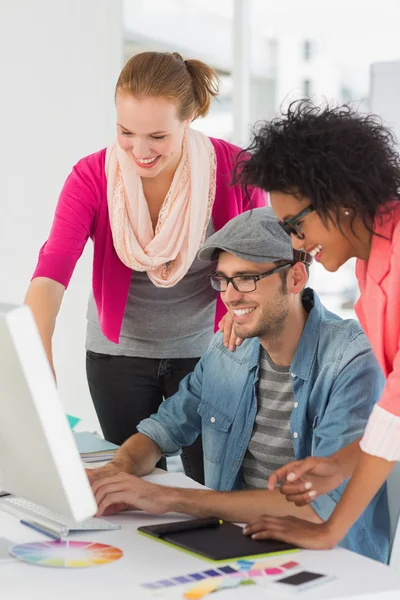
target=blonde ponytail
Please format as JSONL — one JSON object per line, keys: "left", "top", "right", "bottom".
{"left": 184, "top": 59, "right": 219, "bottom": 119}
{"left": 116, "top": 51, "right": 220, "bottom": 121}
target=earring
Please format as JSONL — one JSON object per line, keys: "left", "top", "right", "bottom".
{"left": 344, "top": 210, "right": 350, "bottom": 216}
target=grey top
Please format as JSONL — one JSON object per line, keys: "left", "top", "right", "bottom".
{"left": 86, "top": 221, "right": 217, "bottom": 358}
{"left": 241, "top": 347, "right": 295, "bottom": 489}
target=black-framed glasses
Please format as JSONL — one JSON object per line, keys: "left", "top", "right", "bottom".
{"left": 279, "top": 205, "right": 315, "bottom": 240}
{"left": 209, "top": 262, "right": 293, "bottom": 293}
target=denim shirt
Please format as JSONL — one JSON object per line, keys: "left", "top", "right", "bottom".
{"left": 138, "top": 290, "right": 389, "bottom": 562}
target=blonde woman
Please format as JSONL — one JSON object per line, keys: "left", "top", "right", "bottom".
{"left": 25, "top": 52, "right": 266, "bottom": 483}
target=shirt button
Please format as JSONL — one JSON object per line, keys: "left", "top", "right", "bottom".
{"left": 293, "top": 432, "right": 299, "bottom": 439}
{"left": 294, "top": 402, "right": 299, "bottom": 408}
{"left": 210, "top": 417, "right": 216, "bottom": 423}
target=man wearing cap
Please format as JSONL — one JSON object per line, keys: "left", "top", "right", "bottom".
{"left": 88, "top": 208, "right": 389, "bottom": 562}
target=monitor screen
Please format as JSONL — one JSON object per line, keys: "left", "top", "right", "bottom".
{"left": 0, "top": 303, "right": 96, "bottom": 521}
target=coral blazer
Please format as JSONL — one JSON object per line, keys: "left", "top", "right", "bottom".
{"left": 355, "top": 203, "right": 400, "bottom": 416}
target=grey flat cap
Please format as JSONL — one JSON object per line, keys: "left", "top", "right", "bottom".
{"left": 198, "top": 207, "right": 312, "bottom": 264}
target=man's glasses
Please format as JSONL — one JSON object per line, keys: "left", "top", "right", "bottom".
{"left": 278, "top": 205, "right": 315, "bottom": 240}
{"left": 209, "top": 262, "right": 293, "bottom": 293}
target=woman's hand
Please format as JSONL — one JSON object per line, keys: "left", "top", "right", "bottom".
{"left": 267, "top": 456, "right": 346, "bottom": 506}
{"left": 243, "top": 516, "right": 338, "bottom": 550}
{"left": 218, "top": 312, "right": 243, "bottom": 352}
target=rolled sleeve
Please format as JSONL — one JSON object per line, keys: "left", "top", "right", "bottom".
{"left": 32, "top": 246, "right": 78, "bottom": 288}
{"left": 360, "top": 404, "right": 400, "bottom": 460}
{"left": 137, "top": 418, "right": 182, "bottom": 457}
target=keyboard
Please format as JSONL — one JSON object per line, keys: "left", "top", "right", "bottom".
{"left": 0, "top": 496, "right": 120, "bottom": 534}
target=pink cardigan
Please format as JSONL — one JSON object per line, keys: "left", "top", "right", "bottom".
{"left": 356, "top": 203, "right": 400, "bottom": 459}
{"left": 32, "top": 137, "right": 267, "bottom": 343}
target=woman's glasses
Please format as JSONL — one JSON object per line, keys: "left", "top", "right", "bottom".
{"left": 278, "top": 205, "right": 315, "bottom": 240}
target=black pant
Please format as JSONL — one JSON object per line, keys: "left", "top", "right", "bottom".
{"left": 86, "top": 352, "right": 204, "bottom": 485}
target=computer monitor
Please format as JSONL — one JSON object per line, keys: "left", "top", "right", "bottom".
{"left": 0, "top": 303, "right": 97, "bottom": 521}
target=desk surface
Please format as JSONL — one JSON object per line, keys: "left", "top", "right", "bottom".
{"left": 2, "top": 471, "right": 400, "bottom": 600}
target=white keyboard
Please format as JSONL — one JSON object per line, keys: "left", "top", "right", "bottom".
{"left": 0, "top": 496, "right": 120, "bottom": 533}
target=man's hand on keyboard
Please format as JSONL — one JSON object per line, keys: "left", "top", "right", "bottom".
{"left": 86, "top": 462, "right": 125, "bottom": 485}
{"left": 92, "top": 473, "right": 171, "bottom": 517}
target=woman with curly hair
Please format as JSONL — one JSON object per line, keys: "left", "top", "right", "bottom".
{"left": 235, "top": 101, "right": 400, "bottom": 552}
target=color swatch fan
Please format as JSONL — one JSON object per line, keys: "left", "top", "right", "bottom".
{"left": 10, "top": 540, "right": 123, "bottom": 568}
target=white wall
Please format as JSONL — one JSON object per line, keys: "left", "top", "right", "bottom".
{"left": 370, "top": 62, "right": 400, "bottom": 148}
{"left": 0, "top": 0, "right": 123, "bottom": 430}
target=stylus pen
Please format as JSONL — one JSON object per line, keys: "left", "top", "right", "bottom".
{"left": 20, "top": 519, "right": 63, "bottom": 540}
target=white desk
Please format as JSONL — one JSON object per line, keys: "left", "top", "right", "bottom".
{"left": 2, "top": 472, "right": 400, "bottom": 600}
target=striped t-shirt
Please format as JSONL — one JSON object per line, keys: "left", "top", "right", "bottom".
{"left": 242, "top": 348, "right": 295, "bottom": 489}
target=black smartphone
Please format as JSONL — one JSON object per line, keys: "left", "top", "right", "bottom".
{"left": 271, "top": 570, "right": 335, "bottom": 593}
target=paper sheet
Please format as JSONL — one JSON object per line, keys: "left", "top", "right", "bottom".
{"left": 142, "top": 472, "right": 209, "bottom": 491}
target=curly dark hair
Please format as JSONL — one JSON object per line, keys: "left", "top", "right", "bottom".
{"left": 234, "top": 100, "right": 400, "bottom": 232}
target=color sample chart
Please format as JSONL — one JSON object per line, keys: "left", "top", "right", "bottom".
{"left": 141, "top": 557, "right": 300, "bottom": 594}
{"left": 10, "top": 540, "right": 123, "bottom": 568}
{"left": 184, "top": 576, "right": 256, "bottom": 599}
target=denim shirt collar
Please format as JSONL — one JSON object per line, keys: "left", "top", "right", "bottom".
{"left": 242, "top": 288, "right": 320, "bottom": 378}
{"left": 247, "top": 337, "right": 261, "bottom": 371}
{"left": 290, "top": 288, "right": 321, "bottom": 381}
